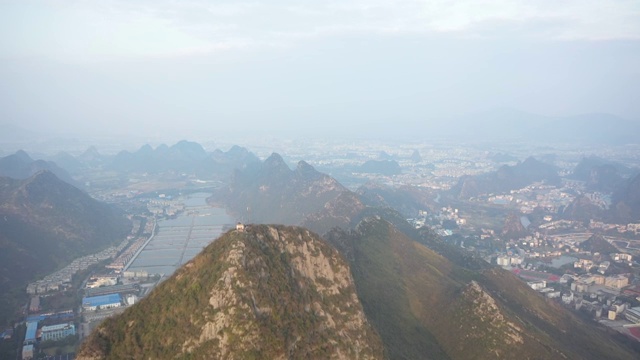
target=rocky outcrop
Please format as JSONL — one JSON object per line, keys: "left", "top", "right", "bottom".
{"left": 77, "top": 225, "right": 384, "bottom": 360}
{"left": 449, "top": 281, "right": 524, "bottom": 356}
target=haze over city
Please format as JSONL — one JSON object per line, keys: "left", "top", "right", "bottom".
{"left": 1, "top": 0, "right": 639, "bottom": 142}
{"left": 4, "top": 3, "right": 640, "bottom": 359}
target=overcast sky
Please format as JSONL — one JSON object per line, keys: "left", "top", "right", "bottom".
{"left": 1, "top": 0, "right": 639, "bottom": 141}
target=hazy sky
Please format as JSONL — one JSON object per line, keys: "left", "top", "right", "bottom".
{"left": 1, "top": 0, "right": 639, "bottom": 141}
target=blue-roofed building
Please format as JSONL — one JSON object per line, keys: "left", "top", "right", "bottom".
{"left": 82, "top": 293, "right": 122, "bottom": 311}
{"left": 24, "top": 321, "right": 38, "bottom": 345}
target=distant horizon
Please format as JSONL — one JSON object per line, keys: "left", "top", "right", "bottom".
{"left": 2, "top": 107, "right": 639, "bottom": 147}
{"left": 2, "top": 2, "right": 638, "bottom": 145}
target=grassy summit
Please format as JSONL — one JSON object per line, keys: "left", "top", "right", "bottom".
{"left": 78, "top": 225, "right": 384, "bottom": 360}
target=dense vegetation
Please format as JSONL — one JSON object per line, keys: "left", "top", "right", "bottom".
{"left": 0, "top": 171, "right": 131, "bottom": 325}
{"left": 326, "top": 217, "right": 639, "bottom": 360}
{"left": 78, "top": 225, "right": 384, "bottom": 359}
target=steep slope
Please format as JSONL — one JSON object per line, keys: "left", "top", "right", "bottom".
{"left": 212, "top": 153, "right": 349, "bottom": 225}
{"left": 0, "top": 171, "right": 131, "bottom": 324}
{"left": 47, "top": 151, "right": 85, "bottom": 174}
{"left": 611, "top": 173, "right": 640, "bottom": 223}
{"left": 78, "top": 225, "right": 384, "bottom": 360}
{"left": 198, "top": 145, "right": 262, "bottom": 178}
{"left": 301, "top": 191, "right": 367, "bottom": 236}
{"left": 326, "top": 217, "right": 639, "bottom": 360}
{"left": 0, "top": 150, "right": 79, "bottom": 187}
{"left": 562, "top": 195, "right": 604, "bottom": 223}
{"left": 579, "top": 234, "right": 618, "bottom": 255}
{"left": 571, "top": 156, "right": 630, "bottom": 193}
{"left": 502, "top": 212, "right": 528, "bottom": 239}
{"left": 78, "top": 146, "right": 108, "bottom": 167}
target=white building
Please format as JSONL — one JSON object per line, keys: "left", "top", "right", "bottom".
{"left": 605, "top": 275, "right": 629, "bottom": 289}
{"left": 528, "top": 280, "right": 547, "bottom": 291}
{"left": 41, "top": 323, "right": 75, "bottom": 342}
{"left": 546, "top": 291, "right": 561, "bottom": 299}
{"left": 613, "top": 253, "right": 633, "bottom": 263}
{"left": 496, "top": 255, "right": 510, "bottom": 267}
{"left": 126, "top": 294, "right": 138, "bottom": 306}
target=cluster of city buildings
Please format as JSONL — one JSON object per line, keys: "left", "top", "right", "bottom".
{"left": 21, "top": 310, "right": 76, "bottom": 360}
{"left": 147, "top": 198, "right": 185, "bottom": 216}
{"left": 106, "top": 235, "right": 149, "bottom": 272}
{"left": 26, "top": 238, "right": 129, "bottom": 295}
{"left": 476, "top": 183, "right": 573, "bottom": 214}
{"left": 524, "top": 272, "right": 640, "bottom": 324}
{"left": 85, "top": 274, "right": 118, "bottom": 288}
{"left": 408, "top": 207, "right": 466, "bottom": 237}
{"left": 589, "top": 220, "right": 640, "bottom": 235}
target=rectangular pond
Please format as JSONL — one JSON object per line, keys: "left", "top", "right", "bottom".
{"left": 127, "top": 193, "right": 234, "bottom": 278}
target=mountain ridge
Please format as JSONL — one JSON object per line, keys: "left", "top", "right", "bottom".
{"left": 0, "top": 170, "right": 131, "bottom": 324}
{"left": 78, "top": 224, "right": 384, "bottom": 360}
{"left": 326, "top": 217, "right": 639, "bottom": 359}
{"left": 0, "top": 150, "right": 80, "bottom": 187}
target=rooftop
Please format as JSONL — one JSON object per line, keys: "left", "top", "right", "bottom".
{"left": 83, "top": 293, "right": 121, "bottom": 307}
{"left": 25, "top": 321, "right": 38, "bottom": 341}
{"left": 41, "top": 323, "right": 74, "bottom": 332}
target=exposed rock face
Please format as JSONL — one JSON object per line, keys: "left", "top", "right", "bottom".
{"left": 77, "top": 225, "right": 384, "bottom": 360}
{"left": 445, "top": 281, "right": 525, "bottom": 357}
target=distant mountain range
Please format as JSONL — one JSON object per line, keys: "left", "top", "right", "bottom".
{"left": 78, "top": 225, "right": 384, "bottom": 359}
{"left": 107, "top": 140, "right": 260, "bottom": 178}
{"left": 211, "top": 153, "right": 349, "bottom": 226}
{"left": 0, "top": 171, "right": 131, "bottom": 324}
{"left": 560, "top": 160, "right": 640, "bottom": 224}
{"left": 42, "top": 141, "right": 263, "bottom": 181}
{"left": 570, "top": 156, "right": 632, "bottom": 193}
{"left": 450, "top": 157, "right": 560, "bottom": 199}
{"left": 611, "top": 172, "right": 640, "bottom": 223}
{"left": 0, "top": 150, "right": 80, "bottom": 187}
